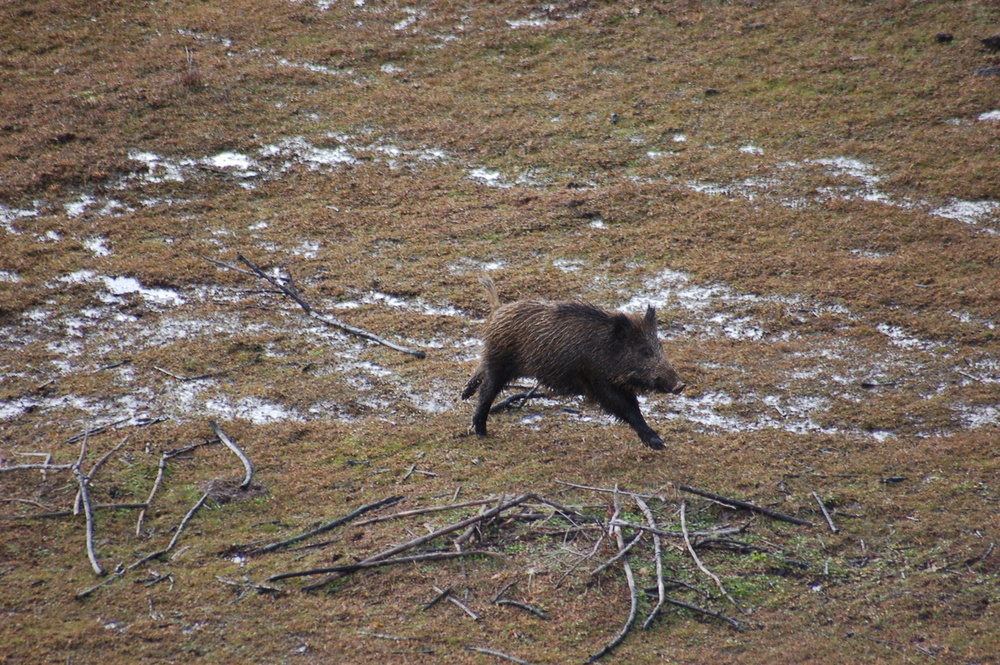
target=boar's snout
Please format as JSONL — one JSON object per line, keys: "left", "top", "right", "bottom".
{"left": 671, "top": 381, "right": 686, "bottom": 395}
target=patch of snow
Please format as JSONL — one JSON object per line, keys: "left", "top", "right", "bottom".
{"left": 931, "top": 199, "right": 999, "bottom": 232}
{"left": 467, "top": 168, "right": 510, "bottom": 188}
{"left": 0, "top": 202, "right": 41, "bottom": 234}
{"left": 507, "top": 18, "right": 554, "bottom": 29}
{"left": 65, "top": 194, "right": 95, "bottom": 217}
{"left": 394, "top": 8, "right": 424, "bottom": 31}
{"left": 83, "top": 236, "right": 111, "bottom": 257}
{"left": 977, "top": 110, "right": 1000, "bottom": 121}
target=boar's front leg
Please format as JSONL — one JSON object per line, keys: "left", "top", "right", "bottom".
{"left": 590, "top": 383, "right": 665, "bottom": 450}
{"left": 471, "top": 363, "right": 514, "bottom": 438}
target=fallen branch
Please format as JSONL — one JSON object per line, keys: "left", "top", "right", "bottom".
{"left": 680, "top": 501, "right": 744, "bottom": 614}
{"left": 65, "top": 418, "right": 131, "bottom": 444}
{"left": 301, "top": 493, "right": 540, "bottom": 591}
{"left": 611, "top": 519, "right": 746, "bottom": 540}
{"left": 234, "top": 253, "right": 426, "bottom": 359}
{"left": 811, "top": 491, "right": 839, "bottom": 533}
{"left": 496, "top": 599, "right": 549, "bottom": 620}
{"left": 136, "top": 438, "right": 221, "bottom": 536}
{"left": 353, "top": 498, "right": 498, "bottom": 527}
{"left": 589, "top": 532, "right": 643, "bottom": 577}
{"left": 77, "top": 492, "right": 211, "bottom": 599}
{"left": 674, "top": 483, "right": 813, "bottom": 527}
{"left": 216, "top": 575, "right": 285, "bottom": 599}
{"left": 650, "top": 593, "right": 744, "bottom": 633}
{"left": 74, "top": 435, "right": 131, "bottom": 515}
{"left": 249, "top": 495, "right": 404, "bottom": 555}
{"left": 421, "top": 586, "right": 453, "bottom": 610}
{"left": 464, "top": 646, "right": 531, "bottom": 665}
{"left": 434, "top": 585, "right": 479, "bottom": 620}
{"left": 358, "top": 630, "right": 413, "bottom": 641}
{"left": 554, "top": 479, "right": 660, "bottom": 500}
{"left": 635, "top": 496, "right": 665, "bottom": 630}
{"left": 0, "top": 463, "right": 75, "bottom": 474}
{"left": 4, "top": 503, "right": 148, "bottom": 520}
{"left": 73, "top": 460, "right": 103, "bottom": 576}
{"left": 489, "top": 384, "right": 543, "bottom": 413}
{"left": 587, "top": 491, "right": 639, "bottom": 663}
{"left": 268, "top": 550, "right": 499, "bottom": 582}
{"left": 154, "top": 363, "right": 256, "bottom": 382}
{"left": 209, "top": 420, "right": 254, "bottom": 489}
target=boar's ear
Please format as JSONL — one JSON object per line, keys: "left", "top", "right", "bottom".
{"left": 644, "top": 305, "right": 658, "bottom": 333}
{"left": 612, "top": 313, "right": 639, "bottom": 339}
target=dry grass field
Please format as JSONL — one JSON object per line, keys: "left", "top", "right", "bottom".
{"left": 2, "top": 1, "right": 999, "bottom": 663}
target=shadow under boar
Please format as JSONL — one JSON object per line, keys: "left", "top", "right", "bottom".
{"left": 462, "top": 278, "right": 685, "bottom": 449}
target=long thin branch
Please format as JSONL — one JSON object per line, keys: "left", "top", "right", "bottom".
{"left": 353, "top": 498, "right": 498, "bottom": 527}
{"left": 209, "top": 420, "right": 254, "bottom": 489}
{"left": 611, "top": 520, "right": 746, "bottom": 540}
{"left": 0, "top": 463, "right": 75, "bottom": 473}
{"left": 635, "top": 496, "right": 665, "bottom": 630}
{"left": 5, "top": 503, "right": 148, "bottom": 520}
{"left": 234, "top": 253, "right": 425, "bottom": 359}
{"left": 674, "top": 483, "right": 813, "bottom": 527}
{"left": 589, "top": 532, "right": 643, "bottom": 577}
{"left": 301, "top": 493, "right": 539, "bottom": 591}
{"left": 811, "top": 491, "right": 839, "bottom": 533}
{"left": 587, "top": 491, "right": 638, "bottom": 663}
{"left": 65, "top": 418, "right": 131, "bottom": 444}
{"left": 268, "top": 550, "right": 499, "bottom": 582}
{"left": 554, "top": 479, "right": 659, "bottom": 500}
{"left": 136, "top": 438, "right": 220, "bottom": 536}
{"left": 463, "top": 646, "right": 531, "bottom": 665}
{"left": 249, "top": 495, "right": 404, "bottom": 555}
{"left": 435, "top": 585, "right": 479, "bottom": 620}
{"left": 77, "top": 492, "right": 211, "bottom": 599}
{"left": 74, "top": 435, "right": 131, "bottom": 514}
{"left": 73, "top": 464, "right": 103, "bottom": 576}
{"left": 680, "top": 500, "right": 744, "bottom": 614}
{"left": 655, "top": 594, "right": 744, "bottom": 632}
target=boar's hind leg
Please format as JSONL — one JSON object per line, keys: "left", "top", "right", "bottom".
{"left": 471, "top": 365, "right": 514, "bottom": 438}
{"left": 591, "top": 384, "right": 665, "bottom": 450}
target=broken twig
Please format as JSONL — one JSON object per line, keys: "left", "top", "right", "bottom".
{"left": 634, "top": 496, "right": 665, "bottom": 630}
{"left": 249, "top": 495, "right": 404, "bottom": 555}
{"left": 463, "top": 646, "right": 531, "bottom": 665}
{"left": 434, "top": 585, "right": 479, "bottom": 620}
{"left": 209, "top": 420, "right": 254, "bottom": 489}
{"left": 811, "top": 491, "right": 839, "bottom": 533}
{"left": 680, "top": 501, "right": 744, "bottom": 614}
{"left": 301, "top": 493, "right": 540, "bottom": 591}
{"left": 674, "top": 483, "right": 813, "bottom": 527}
{"left": 587, "top": 490, "right": 639, "bottom": 663}
{"left": 268, "top": 550, "right": 498, "bottom": 581}
{"left": 234, "top": 253, "right": 426, "bottom": 359}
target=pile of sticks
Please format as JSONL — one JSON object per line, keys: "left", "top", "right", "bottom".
{"left": 1, "top": 419, "right": 254, "bottom": 599}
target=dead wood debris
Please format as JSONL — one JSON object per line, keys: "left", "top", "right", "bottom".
{"left": 203, "top": 253, "right": 426, "bottom": 359}
{"left": 586, "top": 489, "right": 639, "bottom": 664}
{"left": 246, "top": 495, "right": 404, "bottom": 555}
{"left": 464, "top": 645, "right": 532, "bottom": 665}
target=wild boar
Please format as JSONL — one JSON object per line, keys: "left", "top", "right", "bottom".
{"left": 461, "top": 278, "right": 685, "bottom": 449}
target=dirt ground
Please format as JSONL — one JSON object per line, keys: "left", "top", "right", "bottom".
{"left": 1, "top": 1, "right": 998, "bottom": 663}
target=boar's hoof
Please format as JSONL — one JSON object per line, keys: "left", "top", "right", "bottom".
{"left": 643, "top": 435, "right": 665, "bottom": 450}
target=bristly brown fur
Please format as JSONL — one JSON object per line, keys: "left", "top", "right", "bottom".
{"left": 462, "top": 278, "right": 685, "bottom": 449}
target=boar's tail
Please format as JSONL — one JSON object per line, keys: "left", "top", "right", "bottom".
{"left": 461, "top": 370, "right": 483, "bottom": 399}
{"left": 481, "top": 275, "right": 502, "bottom": 311}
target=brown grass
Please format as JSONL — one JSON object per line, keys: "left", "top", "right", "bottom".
{"left": 2, "top": 1, "right": 999, "bottom": 663}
